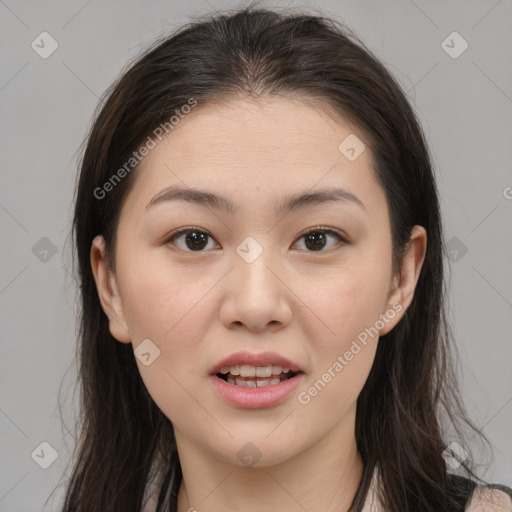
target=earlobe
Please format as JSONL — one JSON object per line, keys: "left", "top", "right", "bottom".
{"left": 379, "top": 225, "right": 427, "bottom": 337}
{"left": 90, "top": 235, "right": 131, "bottom": 343}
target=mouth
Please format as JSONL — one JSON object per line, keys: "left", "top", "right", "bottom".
{"left": 216, "top": 365, "right": 302, "bottom": 388}
{"left": 209, "top": 360, "right": 306, "bottom": 408}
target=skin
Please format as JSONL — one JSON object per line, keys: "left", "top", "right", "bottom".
{"left": 90, "top": 97, "right": 427, "bottom": 512}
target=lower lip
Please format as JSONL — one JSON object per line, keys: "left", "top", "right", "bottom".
{"left": 209, "top": 373, "right": 305, "bottom": 409}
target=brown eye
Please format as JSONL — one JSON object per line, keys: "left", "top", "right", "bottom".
{"left": 165, "top": 226, "right": 347, "bottom": 253}
{"left": 293, "top": 227, "right": 347, "bottom": 252}
{"left": 166, "top": 228, "right": 218, "bottom": 252}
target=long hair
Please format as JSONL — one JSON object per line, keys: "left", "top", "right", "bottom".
{"left": 55, "top": 5, "right": 489, "bottom": 511}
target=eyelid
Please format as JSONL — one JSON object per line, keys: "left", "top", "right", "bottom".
{"left": 164, "top": 225, "right": 349, "bottom": 251}
{"left": 299, "top": 225, "right": 350, "bottom": 244}
{"left": 164, "top": 226, "right": 214, "bottom": 246}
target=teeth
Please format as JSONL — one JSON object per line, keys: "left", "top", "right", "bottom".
{"left": 226, "top": 377, "right": 285, "bottom": 387}
{"left": 256, "top": 366, "right": 272, "bottom": 378}
{"left": 219, "top": 365, "right": 291, "bottom": 376}
{"left": 240, "top": 365, "right": 256, "bottom": 377}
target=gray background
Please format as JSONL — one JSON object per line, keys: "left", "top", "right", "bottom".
{"left": 1, "top": 0, "right": 511, "bottom": 510}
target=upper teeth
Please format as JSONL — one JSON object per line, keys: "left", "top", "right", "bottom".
{"left": 220, "top": 365, "right": 291, "bottom": 378}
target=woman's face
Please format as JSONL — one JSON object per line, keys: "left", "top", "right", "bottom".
{"left": 91, "top": 97, "right": 426, "bottom": 468}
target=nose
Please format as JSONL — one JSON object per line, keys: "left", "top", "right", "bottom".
{"left": 219, "top": 238, "right": 293, "bottom": 333}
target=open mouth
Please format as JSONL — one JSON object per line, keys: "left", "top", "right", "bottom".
{"left": 210, "top": 361, "right": 306, "bottom": 408}
{"left": 216, "top": 366, "right": 300, "bottom": 388}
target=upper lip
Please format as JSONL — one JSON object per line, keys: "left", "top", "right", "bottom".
{"left": 210, "top": 351, "right": 303, "bottom": 375}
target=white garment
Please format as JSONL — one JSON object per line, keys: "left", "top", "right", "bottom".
{"left": 360, "top": 467, "right": 382, "bottom": 512}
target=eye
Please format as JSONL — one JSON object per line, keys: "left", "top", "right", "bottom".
{"left": 165, "top": 227, "right": 219, "bottom": 252}
{"left": 164, "top": 226, "right": 348, "bottom": 253}
{"left": 292, "top": 226, "right": 347, "bottom": 252}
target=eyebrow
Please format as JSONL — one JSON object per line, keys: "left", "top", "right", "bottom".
{"left": 145, "top": 184, "right": 366, "bottom": 216}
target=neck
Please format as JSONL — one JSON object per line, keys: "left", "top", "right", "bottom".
{"left": 175, "top": 407, "right": 364, "bottom": 512}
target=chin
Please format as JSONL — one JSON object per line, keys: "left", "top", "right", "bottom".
{"left": 216, "top": 436, "right": 306, "bottom": 469}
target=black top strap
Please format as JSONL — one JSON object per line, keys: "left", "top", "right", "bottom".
{"left": 447, "top": 474, "right": 512, "bottom": 510}
{"left": 486, "top": 483, "right": 512, "bottom": 499}
{"left": 447, "top": 474, "right": 478, "bottom": 509}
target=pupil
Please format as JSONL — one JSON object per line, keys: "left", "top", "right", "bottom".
{"left": 305, "top": 232, "right": 326, "bottom": 251}
{"left": 186, "top": 231, "right": 208, "bottom": 250}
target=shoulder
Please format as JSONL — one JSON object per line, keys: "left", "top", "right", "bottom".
{"left": 465, "top": 484, "right": 512, "bottom": 512}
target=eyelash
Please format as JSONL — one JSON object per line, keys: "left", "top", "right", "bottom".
{"left": 164, "top": 225, "right": 348, "bottom": 253}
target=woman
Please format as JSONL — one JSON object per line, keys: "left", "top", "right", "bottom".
{"left": 56, "top": 6, "right": 512, "bottom": 512}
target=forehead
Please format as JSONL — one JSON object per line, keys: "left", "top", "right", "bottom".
{"left": 146, "top": 96, "right": 367, "bottom": 166}
{"left": 121, "top": 96, "right": 385, "bottom": 218}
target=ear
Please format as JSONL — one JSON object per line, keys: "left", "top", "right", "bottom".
{"left": 379, "top": 225, "right": 427, "bottom": 336}
{"left": 90, "top": 235, "right": 131, "bottom": 343}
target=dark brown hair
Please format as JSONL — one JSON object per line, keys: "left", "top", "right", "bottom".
{"left": 54, "top": 4, "right": 491, "bottom": 511}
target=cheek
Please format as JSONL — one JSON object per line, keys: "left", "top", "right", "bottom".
{"left": 120, "top": 258, "right": 214, "bottom": 425}
{"left": 293, "top": 245, "right": 391, "bottom": 410}
{"left": 294, "top": 269, "right": 385, "bottom": 426}
{"left": 113, "top": 255, "right": 217, "bottom": 417}
{"left": 117, "top": 247, "right": 214, "bottom": 343}
{"left": 301, "top": 255, "right": 391, "bottom": 351}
